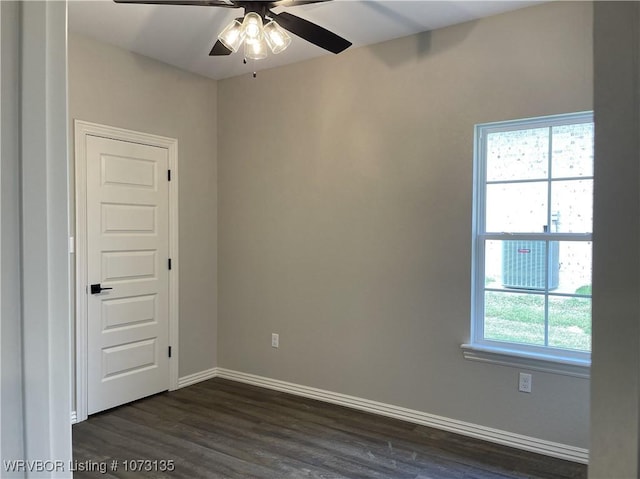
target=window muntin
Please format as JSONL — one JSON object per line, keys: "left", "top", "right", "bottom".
{"left": 472, "top": 112, "right": 593, "bottom": 361}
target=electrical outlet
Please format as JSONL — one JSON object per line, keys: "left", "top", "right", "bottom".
{"left": 519, "top": 372, "right": 532, "bottom": 393}
{"left": 271, "top": 333, "right": 279, "bottom": 348}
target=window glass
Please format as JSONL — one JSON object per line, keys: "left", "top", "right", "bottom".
{"left": 485, "top": 182, "right": 547, "bottom": 233}
{"left": 486, "top": 128, "right": 549, "bottom": 181}
{"left": 548, "top": 296, "right": 591, "bottom": 351}
{"left": 551, "top": 123, "right": 594, "bottom": 178}
{"left": 555, "top": 241, "right": 592, "bottom": 296}
{"left": 550, "top": 179, "right": 593, "bottom": 233}
{"left": 484, "top": 291, "right": 546, "bottom": 346}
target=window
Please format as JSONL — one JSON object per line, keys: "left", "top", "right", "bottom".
{"left": 470, "top": 112, "right": 593, "bottom": 365}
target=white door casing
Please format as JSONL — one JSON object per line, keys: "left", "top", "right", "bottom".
{"left": 75, "top": 121, "right": 179, "bottom": 421}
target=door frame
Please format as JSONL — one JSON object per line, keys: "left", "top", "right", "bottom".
{"left": 74, "top": 120, "right": 179, "bottom": 422}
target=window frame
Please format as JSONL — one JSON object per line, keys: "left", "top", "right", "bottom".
{"left": 469, "top": 111, "right": 593, "bottom": 367}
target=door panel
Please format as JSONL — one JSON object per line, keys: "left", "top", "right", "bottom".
{"left": 101, "top": 154, "right": 157, "bottom": 188}
{"left": 87, "top": 135, "right": 170, "bottom": 415}
{"left": 101, "top": 250, "right": 157, "bottom": 282}
{"left": 102, "top": 295, "right": 157, "bottom": 330}
{"left": 102, "top": 339, "right": 157, "bottom": 378}
{"left": 102, "top": 203, "right": 157, "bottom": 234}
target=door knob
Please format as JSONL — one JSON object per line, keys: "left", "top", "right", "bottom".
{"left": 90, "top": 283, "right": 113, "bottom": 294}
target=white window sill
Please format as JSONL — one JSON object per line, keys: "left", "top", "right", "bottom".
{"left": 461, "top": 344, "right": 590, "bottom": 379}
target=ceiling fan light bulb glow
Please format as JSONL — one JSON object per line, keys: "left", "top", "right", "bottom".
{"left": 264, "top": 20, "right": 291, "bottom": 54}
{"left": 244, "top": 37, "right": 268, "bottom": 60}
{"left": 242, "top": 12, "right": 263, "bottom": 41}
{"left": 218, "top": 19, "right": 244, "bottom": 52}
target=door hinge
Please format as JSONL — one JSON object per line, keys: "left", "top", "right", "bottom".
{"left": 168, "top": 258, "right": 172, "bottom": 270}
{"left": 168, "top": 346, "right": 172, "bottom": 358}
{"left": 168, "top": 169, "right": 171, "bottom": 181}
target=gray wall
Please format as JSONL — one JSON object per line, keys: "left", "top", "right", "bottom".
{"left": 22, "top": 0, "right": 72, "bottom": 466}
{"left": 68, "top": 33, "right": 218, "bottom": 377}
{"left": 1, "top": 0, "right": 25, "bottom": 466}
{"left": 218, "top": 1, "right": 592, "bottom": 448}
{"left": 2, "top": 1, "right": 72, "bottom": 473}
{"left": 590, "top": 2, "right": 640, "bottom": 477}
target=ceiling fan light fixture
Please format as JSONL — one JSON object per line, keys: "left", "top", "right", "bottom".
{"left": 242, "top": 12, "right": 263, "bottom": 41}
{"left": 218, "top": 18, "right": 245, "bottom": 52}
{"left": 244, "top": 37, "right": 268, "bottom": 60}
{"left": 114, "top": 0, "right": 353, "bottom": 61}
{"left": 264, "top": 20, "right": 291, "bottom": 54}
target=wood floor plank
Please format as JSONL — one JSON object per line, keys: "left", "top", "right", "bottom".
{"left": 73, "top": 378, "right": 587, "bottom": 479}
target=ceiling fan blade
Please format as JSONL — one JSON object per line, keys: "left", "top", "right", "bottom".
{"left": 272, "top": 0, "right": 332, "bottom": 7}
{"left": 270, "top": 11, "right": 351, "bottom": 54}
{"left": 114, "top": 0, "right": 238, "bottom": 7}
{"left": 210, "top": 40, "right": 233, "bottom": 56}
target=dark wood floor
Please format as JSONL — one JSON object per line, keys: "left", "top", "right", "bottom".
{"left": 73, "top": 378, "right": 586, "bottom": 479}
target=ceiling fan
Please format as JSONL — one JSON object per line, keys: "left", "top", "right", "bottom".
{"left": 113, "top": 0, "right": 352, "bottom": 60}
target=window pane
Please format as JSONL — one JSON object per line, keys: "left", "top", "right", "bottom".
{"left": 551, "top": 123, "right": 594, "bottom": 178}
{"left": 548, "top": 296, "right": 591, "bottom": 351}
{"left": 551, "top": 179, "right": 593, "bottom": 233}
{"left": 486, "top": 182, "right": 547, "bottom": 233}
{"left": 555, "top": 241, "right": 592, "bottom": 296}
{"left": 485, "top": 240, "right": 549, "bottom": 291}
{"left": 484, "top": 240, "right": 502, "bottom": 289}
{"left": 484, "top": 291, "right": 545, "bottom": 345}
{"left": 486, "top": 128, "right": 549, "bottom": 181}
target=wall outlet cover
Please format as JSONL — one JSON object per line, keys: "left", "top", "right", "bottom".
{"left": 519, "top": 372, "right": 532, "bottom": 393}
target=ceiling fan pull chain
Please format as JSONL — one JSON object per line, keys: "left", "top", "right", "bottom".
{"left": 241, "top": 56, "right": 257, "bottom": 77}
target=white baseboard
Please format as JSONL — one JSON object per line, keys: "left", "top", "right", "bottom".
{"left": 167, "top": 366, "right": 589, "bottom": 464}
{"left": 215, "top": 368, "right": 588, "bottom": 464}
{"left": 177, "top": 367, "right": 219, "bottom": 389}
{"left": 73, "top": 367, "right": 587, "bottom": 463}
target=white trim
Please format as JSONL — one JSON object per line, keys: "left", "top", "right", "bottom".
{"left": 71, "top": 411, "right": 77, "bottom": 425}
{"left": 167, "top": 140, "right": 180, "bottom": 392}
{"left": 461, "top": 344, "right": 590, "bottom": 378}
{"left": 12, "top": 1, "right": 73, "bottom": 466}
{"left": 460, "top": 344, "right": 591, "bottom": 379}
{"left": 74, "top": 121, "right": 88, "bottom": 423}
{"left": 74, "top": 120, "right": 179, "bottom": 422}
{"left": 0, "top": 5, "right": 3, "bottom": 462}
{"left": 93, "top": 365, "right": 589, "bottom": 464}
{"left": 479, "top": 110, "right": 594, "bottom": 132}
{"left": 216, "top": 368, "right": 588, "bottom": 464}
{"left": 480, "top": 232, "right": 592, "bottom": 241}
{"left": 177, "top": 368, "right": 219, "bottom": 389}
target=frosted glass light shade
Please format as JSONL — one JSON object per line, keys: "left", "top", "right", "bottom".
{"left": 218, "top": 19, "right": 245, "bottom": 52}
{"left": 242, "top": 12, "right": 263, "bottom": 42}
{"left": 244, "top": 38, "right": 268, "bottom": 60}
{"left": 264, "top": 20, "right": 291, "bottom": 54}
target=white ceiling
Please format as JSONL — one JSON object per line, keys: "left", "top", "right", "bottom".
{"left": 69, "top": 0, "right": 543, "bottom": 80}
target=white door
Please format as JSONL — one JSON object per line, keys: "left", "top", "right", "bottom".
{"left": 86, "top": 135, "right": 170, "bottom": 415}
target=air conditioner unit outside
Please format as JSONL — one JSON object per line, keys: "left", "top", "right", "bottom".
{"left": 501, "top": 241, "right": 559, "bottom": 290}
